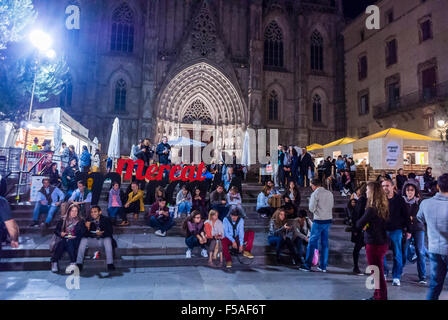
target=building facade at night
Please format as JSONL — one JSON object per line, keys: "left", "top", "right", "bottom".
{"left": 343, "top": 0, "right": 448, "bottom": 140}
{"left": 35, "top": 0, "right": 346, "bottom": 156}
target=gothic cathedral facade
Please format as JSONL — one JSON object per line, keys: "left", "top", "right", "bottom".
{"left": 42, "top": 0, "right": 346, "bottom": 157}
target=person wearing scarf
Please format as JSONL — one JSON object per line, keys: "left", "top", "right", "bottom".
{"left": 402, "top": 180, "right": 426, "bottom": 283}
{"left": 50, "top": 204, "right": 86, "bottom": 273}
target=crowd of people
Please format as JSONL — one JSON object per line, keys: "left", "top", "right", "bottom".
{"left": 2, "top": 137, "right": 448, "bottom": 301}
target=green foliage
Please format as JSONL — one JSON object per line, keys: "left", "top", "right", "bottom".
{"left": 0, "top": 54, "right": 69, "bottom": 124}
{"left": 0, "top": 0, "right": 36, "bottom": 51}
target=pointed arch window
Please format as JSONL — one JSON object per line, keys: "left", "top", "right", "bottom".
{"left": 111, "top": 3, "right": 134, "bottom": 53}
{"left": 312, "top": 94, "right": 322, "bottom": 123}
{"left": 114, "top": 79, "right": 127, "bottom": 113}
{"left": 264, "top": 21, "right": 284, "bottom": 67}
{"left": 268, "top": 91, "right": 279, "bottom": 121}
{"left": 182, "top": 99, "right": 213, "bottom": 125}
{"left": 311, "top": 30, "right": 324, "bottom": 71}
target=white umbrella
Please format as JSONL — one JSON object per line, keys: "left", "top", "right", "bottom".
{"left": 241, "top": 130, "right": 252, "bottom": 167}
{"left": 107, "top": 118, "right": 120, "bottom": 159}
{"left": 168, "top": 136, "right": 206, "bottom": 147}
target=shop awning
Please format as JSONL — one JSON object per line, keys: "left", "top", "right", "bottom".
{"left": 356, "top": 128, "right": 440, "bottom": 142}
{"left": 321, "top": 137, "right": 357, "bottom": 149}
{"left": 306, "top": 144, "right": 323, "bottom": 151}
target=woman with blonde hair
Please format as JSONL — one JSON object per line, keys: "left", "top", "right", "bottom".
{"left": 204, "top": 209, "right": 224, "bottom": 267}
{"left": 356, "top": 182, "right": 390, "bottom": 300}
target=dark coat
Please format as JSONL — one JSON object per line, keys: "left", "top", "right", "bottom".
{"left": 351, "top": 195, "right": 367, "bottom": 243}
{"left": 84, "top": 215, "right": 114, "bottom": 238}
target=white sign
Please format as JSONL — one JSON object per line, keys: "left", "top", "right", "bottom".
{"left": 385, "top": 141, "right": 400, "bottom": 168}
{"left": 30, "top": 176, "right": 47, "bottom": 201}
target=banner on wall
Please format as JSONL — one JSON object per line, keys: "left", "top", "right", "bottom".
{"left": 385, "top": 141, "right": 400, "bottom": 168}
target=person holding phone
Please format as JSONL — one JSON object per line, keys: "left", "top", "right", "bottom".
{"left": 268, "top": 209, "right": 299, "bottom": 265}
{"left": 76, "top": 206, "right": 115, "bottom": 272}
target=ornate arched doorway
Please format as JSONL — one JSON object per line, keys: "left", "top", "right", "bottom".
{"left": 155, "top": 62, "right": 247, "bottom": 163}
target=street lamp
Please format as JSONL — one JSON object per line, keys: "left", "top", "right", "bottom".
{"left": 16, "top": 30, "right": 56, "bottom": 203}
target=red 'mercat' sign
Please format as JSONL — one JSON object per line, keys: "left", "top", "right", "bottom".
{"left": 116, "top": 159, "right": 206, "bottom": 182}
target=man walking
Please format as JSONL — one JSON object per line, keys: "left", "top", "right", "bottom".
{"left": 381, "top": 178, "right": 409, "bottom": 286}
{"left": 300, "top": 178, "right": 334, "bottom": 272}
{"left": 417, "top": 173, "right": 448, "bottom": 300}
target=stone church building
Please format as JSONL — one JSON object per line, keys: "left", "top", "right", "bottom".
{"left": 37, "top": 0, "right": 346, "bottom": 159}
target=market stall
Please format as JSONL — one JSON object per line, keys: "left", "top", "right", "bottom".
{"left": 321, "top": 137, "right": 357, "bottom": 159}
{"left": 353, "top": 128, "right": 440, "bottom": 171}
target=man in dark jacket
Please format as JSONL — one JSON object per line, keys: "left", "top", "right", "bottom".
{"left": 298, "top": 148, "right": 312, "bottom": 187}
{"left": 382, "top": 178, "right": 410, "bottom": 286}
{"left": 277, "top": 145, "right": 285, "bottom": 189}
{"left": 156, "top": 136, "right": 171, "bottom": 165}
{"left": 76, "top": 206, "right": 115, "bottom": 272}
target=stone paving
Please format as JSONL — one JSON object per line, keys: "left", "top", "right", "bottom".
{"left": 0, "top": 263, "right": 443, "bottom": 300}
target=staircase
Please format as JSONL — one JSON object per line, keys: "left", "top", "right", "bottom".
{"left": 0, "top": 182, "right": 359, "bottom": 272}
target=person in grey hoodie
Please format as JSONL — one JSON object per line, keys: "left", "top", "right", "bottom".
{"left": 299, "top": 178, "right": 334, "bottom": 272}
{"left": 417, "top": 173, "right": 448, "bottom": 300}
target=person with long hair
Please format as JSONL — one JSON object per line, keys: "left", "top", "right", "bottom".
{"left": 268, "top": 208, "right": 299, "bottom": 264}
{"left": 351, "top": 183, "right": 367, "bottom": 275}
{"left": 50, "top": 204, "right": 86, "bottom": 273}
{"left": 356, "top": 182, "right": 390, "bottom": 300}
{"left": 256, "top": 186, "right": 275, "bottom": 218}
{"left": 284, "top": 180, "right": 301, "bottom": 208}
{"left": 204, "top": 209, "right": 224, "bottom": 267}
{"left": 183, "top": 210, "right": 208, "bottom": 259}
{"left": 402, "top": 180, "right": 426, "bottom": 283}
{"left": 108, "top": 181, "right": 123, "bottom": 225}
{"left": 192, "top": 187, "right": 207, "bottom": 219}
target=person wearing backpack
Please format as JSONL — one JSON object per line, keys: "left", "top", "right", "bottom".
{"left": 222, "top": 209, "right": 254, "bottom": 268}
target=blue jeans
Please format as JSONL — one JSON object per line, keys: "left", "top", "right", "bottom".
{"left": 384, "top": 229, "right": 403, "bottom": 279}
{"left": 268, "top": 235, "right": 283, "bottom": 254}
{"left": 178, "top": 202, "right": 192, "bottom": 215}
{"left": 185, "top": 235, "right": 206, "bottom": 250}
{"left": 403, "top": 230, "right": 426, "bottom": 280}
{"left": 32, "top": 203, "right": 59, "bottom": 224}
{"left": 148, "top": 216, "right": 175, "bottom": 233}
{"left": 107, "top": 207, "right": 121, "bottom": 219}
{"left": 427, "top": 253, "right": 448, "bottom": 300}
{"left": 304, "top": 222, "right": 331, "bottom": 270}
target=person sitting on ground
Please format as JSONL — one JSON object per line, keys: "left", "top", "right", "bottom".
{"left": 192, "top": 187, "right": 207, "bottom": 219}
{"left": 183, "top": 210, "right": 208, "bottom": 259}
{"left": 60, "top": 180, "right": 91, "bottom": 221}
{"left": 62, "top": 158, "right": 79, "bottom": 199}
{"left": 147, "top": 197, "right": 174, "bottom": 237}
{"left": 284, "top": 180, "right": 301, "bottom": 208}
{"left": 121, "top": 182, "right": 144, "bottom": 224}
{"left": 176, "top": 185, "right": 192, "bottom": 218}
{"left": 108, "top": 181, "right": 123, "bottom": 225}
{"left": 266, "top": 179, "right": 281, "bottom": 196}
{"left": 30, "top": 178, "right": 65, "bottom": 228}
{"left": 204, "top": 209, "right": 224, "bottom": 268}
{"left": 209, "top": 184, "right": 229, "bottom": 221}
{"left": 281, "top": 194, "right": 297, "bottom": 219}
{"left": 268, "top": 208, "right": 300, "bottom": 265}
{"left": 76, "top": 206, "right": 115, "bottom": 272}
{"left": 293, "top": 210, "right": 313, "bottom": 265}
{"left": 226, "top": 186, "right": 246, "bottom": 218}
{"left": 256, "top": 185, "right": 276, "bottom": 218}
{"left": 201, "top": 166, "right": 214, "bottom": 180}
{"left": 266, "top": 180, "right": 282, "bottom": 209}
{"left": 222, "top": 209, "right": 255, "bottom": 268}
{"left": 50, "top": 204, "right": 86, "bottom": 273}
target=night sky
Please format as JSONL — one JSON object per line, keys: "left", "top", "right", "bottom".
{"left": 343, "top": 0, "right": 378, "bottom": 19}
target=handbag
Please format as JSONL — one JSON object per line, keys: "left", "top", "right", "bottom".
{"left": 49, "top": 218, "right": 66, "bottom": 253}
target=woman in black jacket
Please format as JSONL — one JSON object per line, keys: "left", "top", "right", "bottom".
{"left": 42, "top": 162, "right": 60, "bottom": 186}
{"left": 284, "top": 180, "right": 301, "bottom": 209}
{"left": 356, "top": 182, "right": 390, "bottom": 300}
{"left": 401, "top": 180, "right": 426, "bottom": 283}
{"left": 351, "top": 184, "right": 367, "bottom": 275}
{"left": 50, "top": 204, "right": 86, "bottom": 273}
